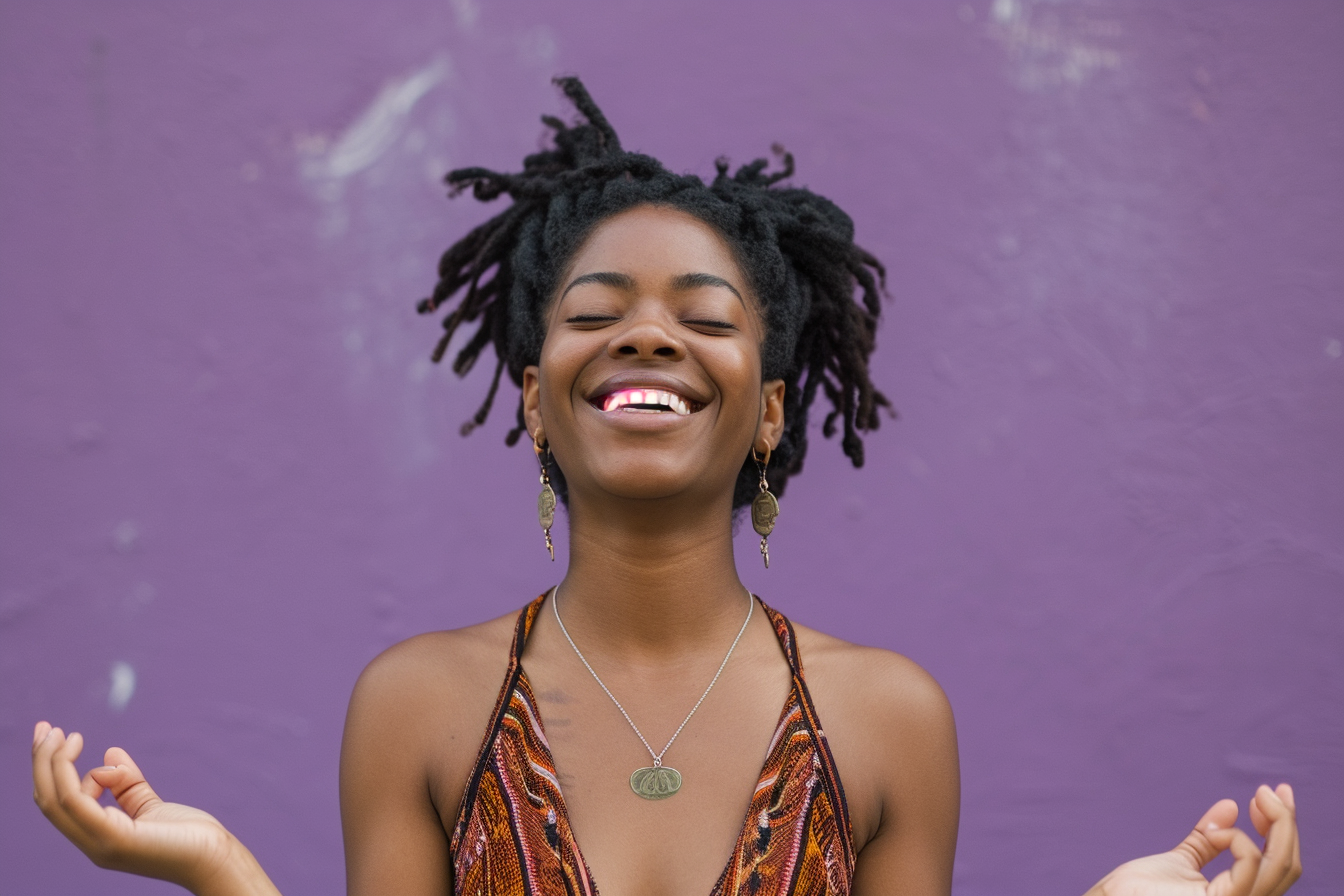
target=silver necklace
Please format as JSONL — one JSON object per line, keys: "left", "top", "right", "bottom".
{"left": 551, "top": 585, "right": 754, "bottom": 800}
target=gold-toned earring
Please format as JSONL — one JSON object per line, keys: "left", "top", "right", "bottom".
{"left": 534, "top": 432, "right": 556, "bottom": 561}
{"left": 751, "top": 446, "right": 779, "bottom": 568}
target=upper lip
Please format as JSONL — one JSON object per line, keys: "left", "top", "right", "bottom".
{"left": 584, "top": 373, "right": 711, "bottom": 409}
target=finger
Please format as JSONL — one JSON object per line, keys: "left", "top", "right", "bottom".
{"left": 49, "top": 731, "right": 122, "bottom": 841}
{"left": 1251, "top": 785, "right": 1301, "bottom": 896}
{"left": 99, "top": 746, "right": 164, "bottom": 819}
{"left": 1209, "top": 827, "right": 1263, "bottom": 896}
{"left": 80, "top": 766, "right": 109, "bottom": 801}
{"left": 32, "top": 725, "right": 64, "bottom": 819}
{"left": 49, "top": 730, "right": 92, "bottom": 812}
{"left": 1250, "top": 790, "right": 1269, "bottom": 837}
{"left": 33, "top": 721, "right": 52, "bottom": 749}
{"left": 1172, "top": 798, "right": 1240, "bottom": 869}
{"left": 65, "top": 730, "right": 85, "bottom": 761}
{"left": 36, "top": 728, "right": 99, "bottom": 846}
{"left": 1277, "top": 784, "right": 1301, "bottom": 884}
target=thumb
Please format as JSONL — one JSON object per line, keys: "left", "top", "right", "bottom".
{"left": 95, "top": 746, "right": 165, "bottom": 819}
{"left": 1171, "top": 798, "right": 1240, "bottom": 869}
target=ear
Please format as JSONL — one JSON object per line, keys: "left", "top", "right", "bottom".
{"left": 755, "top": 379, "right": 785, "bottom": 453}
{"left": 522, "top": 365, "right": 544, "bottom": 445}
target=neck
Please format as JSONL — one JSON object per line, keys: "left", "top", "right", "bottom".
{"left": 554, "top": 491, "right": 750, "bottom": 659}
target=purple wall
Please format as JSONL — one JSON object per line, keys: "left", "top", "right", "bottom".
{"left": 2, "top": 2, "right": 1340, "bottom": 893}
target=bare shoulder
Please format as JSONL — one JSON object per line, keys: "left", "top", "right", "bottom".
{"left": 343, "top": 610, "right": 521, "bottom": 818}
{"left": 791, "top": 621, "right": 953, "bottom": 728}
{"left": 789, "top": 621, "right": 959, "bottom": 857}
{"left": 341, "top": 611, "right": 524, "bottom": 893}
{"left": 350, "top": 610, "right": 519, "bottom": 716}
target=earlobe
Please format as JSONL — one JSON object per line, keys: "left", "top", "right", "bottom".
{"left": 755, "top": 379, "right": 786, "bottom": 452}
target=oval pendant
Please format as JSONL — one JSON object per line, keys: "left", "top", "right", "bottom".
{"left": 629, "top": 766, "right": 682, "bottom": 800}
{"left": 537, "top": 483, "right": 556, "bottom": 530}
{"left": 751, "top": 490, "right": 779, "bottom": 537}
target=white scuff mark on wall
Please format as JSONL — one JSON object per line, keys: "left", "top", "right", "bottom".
{"left": 451, "top": 0, "right": 480, "bottom": 29}
{"left": 407, "top": 357, "right": 432, "bottom": 383}
{"left": 984, "top": 0, "right": 1121, "bottom": 89}
{"left": 294, "top": 50, "right": 469, "bottom": 474}
{"left": 517, "top": 26, "right": 558, "bottom": 67}
{"left": 1326, "top": 338, "right": 1341, "bottom": 359}
{"left": 108, "top": 661, "right": 136, "bottom": 712}
{"left": 112, "top": 520, "right": 139, "bottom": 552}
{"left": 302, "top": 56, "right": 449, "bottom": 182}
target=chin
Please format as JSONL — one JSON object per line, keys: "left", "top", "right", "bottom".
{"left": 600, "top": 476, "right": 699, "bottom": 502}
{"left": 583, "top": 464, "right": 722, "bottom": 505}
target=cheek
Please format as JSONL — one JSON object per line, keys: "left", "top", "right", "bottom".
{"left": 535, "top": 343, "right": 588, "bottom": 424}
{"left": 721, "top": 344, "right": 766, "bottom": 400}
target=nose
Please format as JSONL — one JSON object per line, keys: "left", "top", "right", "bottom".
{"left": 609, "top": 307, "right": 685, "bottom": 360}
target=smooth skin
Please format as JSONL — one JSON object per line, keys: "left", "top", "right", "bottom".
{"left": 34, "top": 206, "right": 1302, "bottom": 896}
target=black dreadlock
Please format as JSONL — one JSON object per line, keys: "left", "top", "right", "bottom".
{"left": 417, "top": 77, "right": 891, "bottom": 511}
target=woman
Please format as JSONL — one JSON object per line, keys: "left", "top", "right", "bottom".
{"left": 32, "top": 78, "right": 1301, "bottom": 896}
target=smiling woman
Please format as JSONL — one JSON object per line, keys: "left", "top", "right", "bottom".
{"left": 415, "top": 78, "right": 890, "bottom": 515}
{"left": 30, "top": 77, "right": 1301, "bottom": 896}
{"left": 526, "top": 206, "right": 782, "bottom": 523}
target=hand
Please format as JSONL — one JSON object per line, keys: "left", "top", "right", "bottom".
{"left": 1086, "top": 786, "right": 1301, "bottom": 896}
{"left": 31, "top": 721, "right": 281, "bottom": 896}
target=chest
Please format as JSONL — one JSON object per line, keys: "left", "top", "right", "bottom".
{"left": 532, "top": 659, "right": 793, "bottom": 895}
{"left": 445, "top": 653, "right": 857, "bottom": 895}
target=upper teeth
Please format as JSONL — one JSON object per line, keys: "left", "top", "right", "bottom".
{"left": 601, "top": 389, "right": 692, "bottom": 416}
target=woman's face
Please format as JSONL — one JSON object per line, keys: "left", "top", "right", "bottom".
{"left": 522, "top": 204, "right": 784, "bottom": 510}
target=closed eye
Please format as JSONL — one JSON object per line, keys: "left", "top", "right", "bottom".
{"left": 565, "top": 314, "right": 620, "bottom": 326}
{"left": 682, "top": 318, "right": 737, "bottom": 331}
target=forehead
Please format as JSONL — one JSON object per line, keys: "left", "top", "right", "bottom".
{"left": 561, "top": 205, "right": 750, "bottom": 289}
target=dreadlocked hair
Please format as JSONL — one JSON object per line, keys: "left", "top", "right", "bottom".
{"left": 417, "top": 76, "right": 892, "bottom": 511}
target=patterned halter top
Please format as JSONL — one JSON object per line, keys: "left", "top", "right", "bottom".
{"left": 450, "top": 593, "right": 854, "bottom": 896}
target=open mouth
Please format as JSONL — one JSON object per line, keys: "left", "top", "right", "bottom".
{"left": 595, "top": 388, "right": 703, "bottom": 416}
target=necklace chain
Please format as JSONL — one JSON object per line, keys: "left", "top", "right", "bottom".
{"left": 551, "top": 585, "right": 754, "bottom": 768}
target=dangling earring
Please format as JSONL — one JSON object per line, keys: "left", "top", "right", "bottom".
{"left": 534, "top": 432, "right": 556, "bottom": 561}
{"left": 751, "top": 446, "right": 779, "bottom": 568}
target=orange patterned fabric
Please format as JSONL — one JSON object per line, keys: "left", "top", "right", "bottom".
{"left": 451, "top": 593, "right": 854, "bottom": 895}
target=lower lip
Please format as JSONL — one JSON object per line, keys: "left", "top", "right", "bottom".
{"left": 586, "top": 403, "right": 700, "bottom": 428}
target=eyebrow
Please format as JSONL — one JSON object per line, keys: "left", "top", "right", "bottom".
{"left": 670, "top": 272, "right": 744, "bottom": 304}
{"left": 560, "top": 271, "right": 635, "bottom": 298}
{"left": 560, "top": 270, "right": 745, "bottom": 304}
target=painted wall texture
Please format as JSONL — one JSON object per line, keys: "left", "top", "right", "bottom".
{"left": 2, "top": 1, "right": 1340, "bottom": 893}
